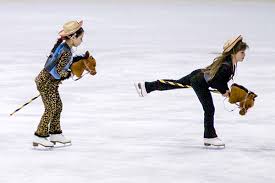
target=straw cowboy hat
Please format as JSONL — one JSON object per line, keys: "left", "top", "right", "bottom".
{"left": 59, "top": 20, "right": 83, "bottom": 37}
{"left": 223, "top": 35, "right": 243, "bottom": 53}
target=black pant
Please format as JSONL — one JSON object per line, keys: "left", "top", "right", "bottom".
{"left": 145, "top": 69, "right": 217, "bottom": 138}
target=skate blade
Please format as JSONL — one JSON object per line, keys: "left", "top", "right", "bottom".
{"left": 204, "top": 143, "right": 225, "bottom": 148}
{"left": 33, "top": 142, "right": 53, "bottom": 148}
{"left": 134, "top": 83, "right": 143, "bottom": 97}
{"left": 32, "top": 142, "right": 54, "bottom": 151}
{"left": 51, "top": 141, "right": 72, "bottom": 148}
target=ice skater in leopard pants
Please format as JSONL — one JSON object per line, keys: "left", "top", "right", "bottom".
{"left": 135, "top": 35, "right": 249, "bottom": 147}
{"left": 33, "top": 20, "right": 85, "bottom": 147}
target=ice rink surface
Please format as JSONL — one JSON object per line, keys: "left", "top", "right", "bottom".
{"left": 0, "top": 0, "right": 275, "bottom": 182}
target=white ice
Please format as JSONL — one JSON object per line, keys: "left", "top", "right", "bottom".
{"left": 1, "top": 0, "right": 275, "bottom": 183}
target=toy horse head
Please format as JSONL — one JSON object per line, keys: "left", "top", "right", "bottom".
{"left": 71, "top": 51, "right": 97, "bottom": 78}
{"left": 228, "top": 83, "right": 257, "bottom": 115}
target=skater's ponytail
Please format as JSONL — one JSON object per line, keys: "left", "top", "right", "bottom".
{"left": 50, "top": 37, "right": 64, "bottom": 54}
{"left": 203, "top": 54, "right": 229, "bottom": 80}
{"left": 203, "top": 41, "right": 248, "bottom": 80}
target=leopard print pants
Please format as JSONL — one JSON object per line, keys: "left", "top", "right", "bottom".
{"left": 34, "top": 69, "right": 63, "bottom": 137}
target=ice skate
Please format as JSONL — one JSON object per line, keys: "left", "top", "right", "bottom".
{"left": 33, "top": 135, "right": 54, "bottom": 148}
{"left": 50, "top": 134, "right": 71, "bottom": 145}
{"left": 134, "top": 82, "right": 147, "bottom": 97}
{"left": 204, "top": 137, "right": 225, "bottom": 147}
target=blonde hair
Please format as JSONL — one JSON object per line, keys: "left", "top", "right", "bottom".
{"left": 203, "top": 41, "right": 249, "bottom": 80}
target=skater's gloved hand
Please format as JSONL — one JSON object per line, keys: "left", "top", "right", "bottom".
{"left": 222, "top": 90, "right": 230, "bottom": 98}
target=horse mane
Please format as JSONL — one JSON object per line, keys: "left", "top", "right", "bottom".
{"left": 231, "top": 83, "right": 248, "bottom": 93}
{"left": 231, "top": 83, "right": 256, "bottom": 97}
{"left": 72, "top": 51, "right": 91, "bottom": 64}
{"left": 72, "top": 55, "right": 85, "bottom": 64}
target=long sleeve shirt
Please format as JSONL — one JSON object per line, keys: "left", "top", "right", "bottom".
{"left": 205, "top": 57, "right": 235, "bottom": 94}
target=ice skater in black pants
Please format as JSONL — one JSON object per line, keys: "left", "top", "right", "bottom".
{"left": 134, "top": 35, "right": 249, "bottom": 147}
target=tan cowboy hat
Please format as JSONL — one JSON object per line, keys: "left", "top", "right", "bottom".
{"left": 58, "top": 20, "right": 83, "bottom": 37}
{"left": 223, "top": 35, "right": 243, "bottom": 53}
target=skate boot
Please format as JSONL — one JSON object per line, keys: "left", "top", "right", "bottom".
{"left": 204, "top": 137, "right": 225, "bottom": 147}
{"left": 33, "top": 135, "right": 54, "bottom": 147}
{"left": 134, "top": 82, "right": 148, "bottom": 97}
{"left": 50, "top": 134, "right": 71, "bottom": 145}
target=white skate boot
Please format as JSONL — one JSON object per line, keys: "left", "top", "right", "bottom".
{"left": 134, "top": 82, "right": 147, "bottom": 97}
{"left": 50, "top": 134, "right": 71, "bottom": 145}
{"left": 33, "top": 135, "right": 54, "bottom": 147}
{"left": 204, "top": 137, "right": 225, "bottom": 147}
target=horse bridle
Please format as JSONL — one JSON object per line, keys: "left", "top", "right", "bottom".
{"left": 83, "top": 58, "right": 95, "bottom": 74}
{"left": 223, "top": 91, "right": 252, "bottom": 113}
{"left": 236, "top": 91, "right": 253, "bottom": 113}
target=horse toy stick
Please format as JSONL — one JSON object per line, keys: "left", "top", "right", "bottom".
{"left": 228, "top": 83, "right": 257, "bottom": 115}
{"left": 71, "top": 51, "right": 96, "bottom": 79}
{"left": 10, "top": 94, "right": 41, "bottom": 116}
{"left": 10, "top": 51, "right": 97, "bottom": 116}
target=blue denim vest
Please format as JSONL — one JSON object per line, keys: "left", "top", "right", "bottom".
{"left": 44, "top": 42, "right": 73, "bottom": 80}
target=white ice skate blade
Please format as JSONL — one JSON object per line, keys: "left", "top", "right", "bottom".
{"left": 52, "top": 142, "right": 72, "bottom": 149}
{"left": 32, "top": 143, "right": 54, "bottom": 151}
{"left": 134, "top": 83, "right": 143, "bottom": 97}
{"left": 32, "top": 142, "right": 53, "bottom": 148}
{"left": 51, "top": 140, "right": 71, "bottom": 144}
{"left": 204, "top": 143, "right": 225, "bottom": 149}
{"left": 32, "top": 142, "right": 72, "bottom": 150}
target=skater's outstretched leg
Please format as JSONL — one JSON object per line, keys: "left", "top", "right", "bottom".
{"left": 135, "top": 69, "right": 201, "bottom": 97}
